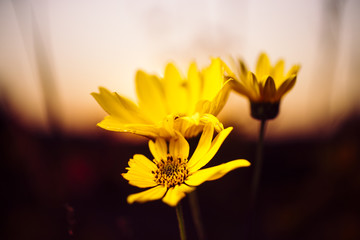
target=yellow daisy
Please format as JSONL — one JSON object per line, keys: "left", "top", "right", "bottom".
{"left": 224, "top": 53, "right": 300, "bottom": 119}
{"left": 122, "top": 124, "right": 250, "bottom": 207}
{"left": 92, "top": 59, "right": 232, "bottom": 139}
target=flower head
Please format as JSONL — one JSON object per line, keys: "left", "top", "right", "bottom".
{"left": 223, "top": 53, "right": 300, "bottom": 119}
{"left": 122, "top": 124, "right": 250, "bottom": 207}
{"left": 225, "top": 53, "right": 300, "bottom": 103}
{"left": 92, "top": 59, "right": 231, "bottom": 139}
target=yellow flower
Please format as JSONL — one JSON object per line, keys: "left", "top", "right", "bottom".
{"left": 225, "top": 52, "right": 300, "bottom": 103}
{"left": 223, "top": 53, "right": 300, "bottom": 120}
{"left": 92, "top": 59, "right": 231, "bottom": 139}
{"left": 122, "top": 124, "right": 250, "bottom": 207}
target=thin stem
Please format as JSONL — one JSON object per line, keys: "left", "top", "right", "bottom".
{"left": 189, "top": 191, "right": 206, "bottom": 240}
{"left": 249, "top": 119, "right": 267, "bottom": 240}
{"left": 251, "top": 119, "right": 267, "bottom": 205}
{"left": 176, "top": 202, "right": 187, "bottom": 240}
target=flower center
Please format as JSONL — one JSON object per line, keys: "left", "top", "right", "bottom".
{"left": 153, "top": 155, "right": 189, "bottom": 188}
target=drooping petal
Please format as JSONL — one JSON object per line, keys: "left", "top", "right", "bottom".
{"left": 185, "top": 159, "right": 250, "bottom": 186}
{"left": 198, "top": 114, "right": 224, "bottom": 133}
{"left": 162, "top": 185, "right": 195, "bottom": 207}
{"left": 189, "top": 127, "right": 233, "bottom": 173}
{"left": 173, "top": 114, "right": 200, "bottom": 137}
{"left": 127, "top": 185, "right": 167, "bottom": 204}
{"left": 179, "top": 113, "right": 223, "bottom": 139}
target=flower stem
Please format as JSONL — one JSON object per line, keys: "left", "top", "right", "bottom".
{"left": 176, "top": 202, "right": 187, "bottom": 240}
{"left": 251, "top": 119, "right": 266, "bottom": 204}
{"left": 249, "top": 119, "right": 267, "bottom": 239}
{"left": 189, "top": 191, "right": 206, "bottom": 240}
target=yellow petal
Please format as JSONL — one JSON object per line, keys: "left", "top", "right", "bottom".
{"left": 125, "top": 157, "right": 156, "bottom": 187}
{"left": 185, "top": 159, "right": 250, "bottom": 186}
{"left": 149, "top": 138, "right": 168, "bottom": 163}
{"left": 206, "top": 80, "right": 232, "bottom": 116}
{"left": 159, "top": 114, "right": 177, "bottom": 137}
{"left": 130, "top": 154, "right": 157, "bottom": 172}
{"left": 162, "top": 185, "right": 195, "bottom": 207}
{"left": 196, "top": 77, "right": 232, "bottom": 116}
{"left": 187, "top": 63, "right": 201, "bottom": 113}
{"left": 136, "top": 70, "right": 167, "bottom": 122}
{"left": 188, "top": 124, "right": 214, "bottom": 169}
{"left": 263, "top": 76, "right": 276, "bottom": 101}
{"left": 164, "top": 63, "right": 188, "bottom": 114}
{"left": 115, "top": 93, "right": 149, "bottom": 122}
{"left": 256, "top": 53, "right": 271, "bottom": 81}
{"left": 239, "top": 59, "right": 249, "bottom": 81}
{"left": 91, "top": 87, "right": 121, "bottom": 115}
{"left": 127, "top": 185, "right": 167, "bottom": 204}
{"left": 201, "top": 58, "right": 223, "bottom": 101}
{"left": 178, "top": 114, "right": 223, "bottom": 138}
{"left": 247, "top": 72, "right": 260, "bottom": 100}
{"left": 189, "top": 127, "right": 233, "bottom": 173}
{"left": 173, "top": 115, "right": 199, "bottom": 137}
{"left": 169, "top": 133, "right": 190, "bottom": 159}
{"left": 92, "top": 87, "right": 144, "bottom": 123}
{"left": 97, "top": 118, "right": 161, "bottom": 138}
{"left": 122, "top": 172, "right": 157, "bottom": 188}
{"left": 275, "top": 76, "right": 297, "bottom": 101}
{"left": 93, "top": 87, "right": 154, "bottom": 125}
{"left": 284, "top": 65, "right": 300, "bottom": 79}
{"left": 230, "top": 78, "right": 252, "bottom": 98}
{"left": 198, "top": 114, "right": 224, "bottom": 133}
{"left": 123, "top": 170, "right": 153, "bottom": 182}
{"left": 271, "top": 60, "right": 284, "bottom": 84}
{"left": 220, "top": 57, "right": 237, "bottom": 79}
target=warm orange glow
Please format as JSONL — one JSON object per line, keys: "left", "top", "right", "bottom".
{"left": 0, "top": 0, "right": 359, "bottom": 140}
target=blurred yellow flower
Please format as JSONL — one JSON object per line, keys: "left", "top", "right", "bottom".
{"left": 223, "top": 53, "right": 300, "bottom": 119}
{"left": 225, "top": 53, "right": 300, "bottom": 103}
{"left": 122, "top": 124, "right": 250, "bottom": 207}
{"left": 92, "top": 59, "right": 231, "bottom": 139}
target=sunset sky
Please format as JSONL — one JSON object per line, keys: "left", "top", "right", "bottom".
{"left": 0, "top": 0, "right": 359, "bottom": 140}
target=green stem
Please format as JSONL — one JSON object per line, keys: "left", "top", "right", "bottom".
{"left": 176, "top": 202, "right": 187, "bottom": 240}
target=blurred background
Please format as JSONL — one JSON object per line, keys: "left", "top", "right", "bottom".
{"left": 1, "top": 0, "right": 359, "bottom": 239}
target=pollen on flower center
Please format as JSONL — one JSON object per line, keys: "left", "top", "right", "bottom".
{"left": 153, "top": 155, "right": 189, "bottom": 188}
